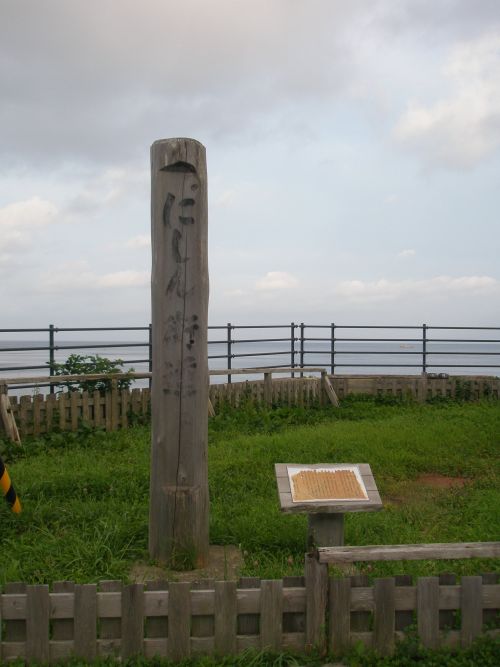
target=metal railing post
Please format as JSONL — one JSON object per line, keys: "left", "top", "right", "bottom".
{"left": 422, "top": 323, "right": 427, "bottom": 374}
{"left": 300, "top": 322, "right": 305, "bottom": 376}
{"left": 330, "top": 322, "right": 335, "bottom": 375}
{"left": 290, "top": 322, "right": 295, "bottom": 378}
{"left": 227, "top": 323, "right": 232, "bottom": 384}
{"left": 148, "top": 323, "right": 152, "bottom": 389}
{"left": 49, "top": 324, "right": 55, "bottom": 394}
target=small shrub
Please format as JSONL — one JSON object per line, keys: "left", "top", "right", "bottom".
{"left": 48, "top": 354, "right": 134, "bottom": 395}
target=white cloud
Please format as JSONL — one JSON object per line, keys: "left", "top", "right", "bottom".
{"left": 126, "top": 234, "right": 150, "bottom": 249}
{"left": 335, "top": 275, "right": 499, "bottom": 302}
{"left": 0, "top": 197, "right": 60, "bottom": 254}
{"left": 255, "top": 271, "right": 299, "bottom": 290}
{"left": 97, "top": 271, "right": 149, "bottom": 288}
{"left": 0, "top": 196, "right": 58, "bottom": 229}
{"left": 398, "top": 249, "right": 416, "bottom": 258}
{"left": 394, "top": 31, "right": 500, "bottom": 168}
{"left": 39, "top": 262, "right": 149, "bottom": 292}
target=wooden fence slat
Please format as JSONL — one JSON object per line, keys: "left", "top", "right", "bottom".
{"left": 26, "top": 584, "right": 50, "bottom": 662}
{"left": 19, "top": 395, "right": 31, "bottom": 435}
{"left": 70, "top": 391, "right": 79, "bottom": 431}
{"left": 46, "top": 393, "right": 55, "bottom": 432}
{"left": 191, "top": 580, "right": 214, "bottom": 641}
{"left": 4, "top": 582, "right": 26, "bottom": 641}
{"left": 305, "top": 554, "right": 328, "bottom": 653}
{"left": 142, "top": 388, "right": 150, "bottom": 417}
{"left": 394, "top": 575, "right": 413, "bottom": 631}
{"left": 373, "top": 578, "right": 395, "bottom": 655}
{"left": 146, "top": 580, "right": 168, "bottom": 639}
{"left": 111, "top": 382, "right": 119, "bottom": 431}
{"left": 131, "top": 388, "right": 141, "bottom": 421}
{"left": 167, "top": 582, "right": 191, "bottom": 661}
{"left": 350, "top": 575, "right": 371, "bottom": 633}
{"left": 58, "top": 393, "right": 67, "bottom": 431}
{"left": 417, "top": 577, "right": 439, "bottom": 649}
{"left": 329, "top": 577, "right": 350, "bottom": 655}
{"left": 438, "top": 573, "right": 456, "bottom": 630}
{"left": 283, "top": 576, "right": 305, "bottom": 634}
{"left": 238, "top": 577, "right": 260, "bottom": 636}
{"left": 121, "top": 389, "right": 129, "bottom": 429}
{"left": 33, "top": 394, "right": 42, "bottom": 436}
{"left": 481, "top": 573, "right": 499, "bottom": 628}
{"left": 121, "top": 583, "right": 144, "bottom": 657}
{"left": 461, "top": 576, "right": 483, "bottom": 648}
{"left": 99, "top": 581, "right": 122, "bottom": 640}
{"left": 105, "top": 391, "right": 112, "bottom": 431}
{"left": 52, "top": 581, "right": 75, "bottom": 640}
{"left": 93, "top": 390, "right": 101, "bottom": 428}
{"left": 82, "top": 391, "right": 90, "bottom": 423}
{"left": 215, "top": 581, "right": 237, "bottom": 654}
{"left": 74, "top": 584, "right": 97, "bottom": 660}
{"left": 260, "top": 580, "right": 283, "bottom": 651}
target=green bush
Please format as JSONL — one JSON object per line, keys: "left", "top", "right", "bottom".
{"left": 48, "top": 354, "right": 134, "bottom": 395}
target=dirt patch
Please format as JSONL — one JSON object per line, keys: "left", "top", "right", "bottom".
{"left": 129, "top": 545, "right": 244, "bottom": 584}
{"left": 416, "top": 474, "right": 468, "bottom": 489}
{"left": 383, "top": 474, "right": 469, "bottom": 507}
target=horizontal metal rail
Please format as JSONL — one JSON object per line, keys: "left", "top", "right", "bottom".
{"left": 1, "top": 323, "right": 499, "bottom": 389}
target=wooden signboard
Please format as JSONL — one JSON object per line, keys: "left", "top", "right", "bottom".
{"left": 275, "top": 463, "right": 382, "bottom": 547}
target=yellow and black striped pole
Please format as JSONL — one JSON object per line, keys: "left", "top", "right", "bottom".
{"left": 0, "top": 455, "right": 21, "bottom": 514}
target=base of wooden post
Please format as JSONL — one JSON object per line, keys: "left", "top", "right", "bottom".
{"left": 308, "top": 513, "right": 344, "bottom": 548}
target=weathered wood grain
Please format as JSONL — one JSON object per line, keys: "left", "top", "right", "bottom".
{"left": 99, "top": 581, "right": 122, "bottom": 640}
{"left": 394, "top": 575, "right": 413, "bottom": 631}
{"left": 52, "top": 581, "right": 74, "bottom": 640}
{"left": 149, "top": 137, "right": 209, "bottom": 566}
{"left": 26, "top": 585, "right": 50, "bottom": 662}
{"left": 260, "top": 580, "right": 283, "bottom": 651}
{"left": 329, "top": 577, "right": 351, "bottom": 654}
{"left": 74, "top": 584, "right": 97, "bottom": 660}
{"left": 121, "top": 583, "right": 144, "bottom": 657}
{"left": 191, "top": 580, "right": 214, "bottom": 640}
{"left": 167, "top": 582, "right": 191, "bottom": 661}
{"left": 3, "top": 583, "right": 26, "bottom": 641}
{"left": 373, "top": 578, "right": 395, "bottom": 655}
{"left": 417, "top": 577, "right": 439, "bottom": 649}
{"left": 305, "top": 554, "right": 328, "bottom": 652}
{"left": 145, "top": 580, "right": 168, "bottom": 639}
{"left": 237, "top": 577, "right": 260, "bottom": 636}
{"left": 461, "top": 576, "right": 483, "bottom": 648}
{"left": 215, "top": 581, "right": 237, "bottom": 654}
{"left": 318, "top": 542, "right": 500, "bottom": 563}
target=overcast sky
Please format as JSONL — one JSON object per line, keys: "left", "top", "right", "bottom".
{"left": 1, "top": 0, "right": 499, "bottom": 328}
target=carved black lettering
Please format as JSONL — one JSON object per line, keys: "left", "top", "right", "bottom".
{"left": 167, "top": 269, "right": 180, "bottom": 294}
{"left": 162, "top": 193, "right": 175, "bottom": 227}
{"left": 162, "top": 161, "right": 196, "bottom": 173}
{"left": 179, "top": 198, "right": 195, "bottom": 207}
{"left": 179, "top": 216, "right": 195, "bottom": 225}
{"left": 172, "top": 229, "right": 188, "bottom": 263}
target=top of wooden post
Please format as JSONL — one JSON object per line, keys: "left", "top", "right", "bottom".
{"left": 151, "top": 137, "right": 206, "bottom": 176}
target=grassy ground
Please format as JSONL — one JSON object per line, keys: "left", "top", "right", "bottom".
{"left": 0, "top": 396, "right": 499, "bottom": 583}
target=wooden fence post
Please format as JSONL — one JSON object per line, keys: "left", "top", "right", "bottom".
{"left": 305, "top": 553, "right": 328, "bottom": 653}
{"left": 149, "top": 137, "right": 210, "bottom": 567}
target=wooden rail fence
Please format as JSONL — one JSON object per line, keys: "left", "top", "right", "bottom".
{"left": 0, "top": 567, "right": 498, "bottom": 662}
{"left": 1, "top": 371, "right": 499, "bottom": 438}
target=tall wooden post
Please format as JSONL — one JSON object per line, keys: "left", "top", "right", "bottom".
{"left": 149, "top": 138, "right": 209, "bottom": 567}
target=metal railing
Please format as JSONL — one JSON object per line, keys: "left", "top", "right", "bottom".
{"left": 0, "top": 323, "right": 499, "bottom": 389}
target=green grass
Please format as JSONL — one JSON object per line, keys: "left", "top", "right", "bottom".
{"left": 0, "top": 396, "right": 499, "bottom": 583}
{"left": 3, "top": 635, "right": 499, "bottom": 666}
